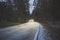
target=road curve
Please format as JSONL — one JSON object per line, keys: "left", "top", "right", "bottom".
{"left": 0, "top": 22, "right": 40, "bottom": 40}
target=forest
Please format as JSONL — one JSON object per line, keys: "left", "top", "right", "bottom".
{"left": 0, "top": 0, "right": 60, "bottom": 27}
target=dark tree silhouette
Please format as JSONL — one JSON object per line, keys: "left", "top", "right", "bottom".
{"left": 0, "top": 0, "right": 29, "bottom": 23}
{"left": 31, "top": 0, "right": 60, "bottom": 22}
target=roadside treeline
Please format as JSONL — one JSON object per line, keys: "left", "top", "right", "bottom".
{"left": 0, "top": 0, "right": 29, "bottom": 23}
{"left": 32, "top": 0, "right": 60, "bottom": 22}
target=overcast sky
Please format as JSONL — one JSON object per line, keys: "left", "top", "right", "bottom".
{"left": 29, "top": 0, "right": 35, "bottom": 14}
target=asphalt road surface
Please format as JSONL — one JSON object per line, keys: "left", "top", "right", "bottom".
{"left": 0, "top": 22, "right": 40, "bottom": 40}
{"left": 34, "top": 22, "right": 60, "bottom": 40}
{"left": 0, "top": 21, "right": 60, "bottom": 40}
